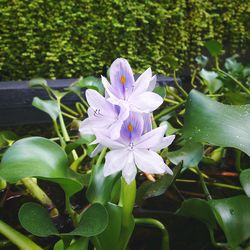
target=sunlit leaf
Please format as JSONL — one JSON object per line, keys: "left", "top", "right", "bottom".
{"left": 32, "top": 97, "right": 60, "bottom": 121}
{"left": 204, "top": 40, "right": 222, "bottom": 57}
{"left": 183, "top": 90, "right": 250, "bottom": 156}
{"left": 0, "top": 137, "right": 83, "bottom": 196}
{"left": 165, "top": 141, "right": 203, "bottom": 170}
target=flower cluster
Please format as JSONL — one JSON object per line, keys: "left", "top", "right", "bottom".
{"left": 80, "top": 58, "right": 175, "bottom": 184}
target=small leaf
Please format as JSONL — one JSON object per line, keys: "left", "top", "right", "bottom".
{"left": 19, "top": 202, "right": 59, "bottom": 237}
{"left": 136, "top": 164, "right": 182, "bottom": 205}
{"left": 183, "top": 90, "right": 250, "bottom": 156}
{"left": 54, "top": 240, "right": 64, "bottom": 250}
{"left": 67, "top": 237, "right": 88, "bottom": 250}
{"left": 199, "top": 69, "right": 223, "bottom": 93}
{"left": 32, "top": 97, "right": 60, "bottom": 121}
{"left": 224, "top": 55, "right": 243, "bottom": 75}
{"left": 209, "top": 195, "right": 250, "bottom": 248}
{"left": 240, "top": 169, "right": 250, "bottom": 197}
{"left": 195, "top": 55, "right": 208, "bottom": 68}
{"left": 154, "top": 86, "right": 166, "bottom": 98}
{"left": 165, "top": 141, "right": 203, "bottom": 170}
{"left": 66, "top": 203, "right": 108, "bottom": 237}
{"left": 86, "top": 164, "right": 120, "bottom": 204}
{"left": 29, "top": 78, "right": 48, "bottom": 88}
{"left": 204, "top": 40, "right": 222, "bottom": 57}
{"left": 0, "top": 137, "right": 83, "bottom": 196}
{"left": 72, "top": 76, "right": 104, "bottom": 94}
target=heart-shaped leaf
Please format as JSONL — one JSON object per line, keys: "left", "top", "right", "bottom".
{"left": 183, "top": 90, "right": 250, "bottom": 156}
{"left": 0, "top": 137, "right": 83, "bottom": 196}
{"left": 165, "top": 141, "right": 203, "bottom": 170}
{"left": 136, "top": 164, "right": 182, "bottom": 205}
{"left": 204, "top": 40, "right": 222, "bottom": 57}
{"left": 19, "top": 202, "right": 59, "bottom": 237}
{"left": 66, "top": 203, "right": 108, "bottom": 237}
{"left": 72, "top": 77, "right": 104, "bottom": 94}
{"left": 19, "top": 202, "right": 108, "bottom": 238}
{"left": 32, "top": 97, "right": 60, "bottom": 121}
{"left": 209, "top": 195, "right": 250, "bottom": 248}
{"left": 86, "top": 164, "right": 120, "bottom": 204}
{"left": 240, "top": 169, "right": 250, "bottom": 197}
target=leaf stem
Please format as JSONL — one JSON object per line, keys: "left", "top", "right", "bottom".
{"left": 96, "top": 147, "right": 107, "bottom": 166}
{"left": 0, "top": 220, "right": 43, "bottom": 250}
{"left": 195, "top": 167, "right": 212, "bottom": 200}
{"left": 173, "top": 70, "right": 188, "bottom": 98}
{"left": 135, "top": 218, "right": 169, "bottom": 250}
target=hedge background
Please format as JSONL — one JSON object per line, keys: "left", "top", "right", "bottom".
{"left": 0, "top": 0, "right": 249, "bottom": 80}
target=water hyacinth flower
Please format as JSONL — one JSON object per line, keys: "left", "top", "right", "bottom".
{"left": 93, "top": 112, "right": 175, "bottom": 184}
{"left": 102, "top": 58, "right": 163, "bottom": 114}
{"left": 79, "top": 89, "right": 128, "bottom": 140}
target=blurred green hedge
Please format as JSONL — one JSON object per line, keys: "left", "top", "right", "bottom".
{"left": 0, "top": 0, "right": 249, "bottom": 80}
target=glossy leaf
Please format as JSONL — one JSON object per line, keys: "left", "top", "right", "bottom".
{"left": 176, "top": 198, "right": 217, "bottom": 229}
{"left": 32, "top": 97, "right": 60, "bottom": 121}
{"left": 29, "top": 78, "right": 48, "bottom": 88}
{"left": 165, "top": 141, "right": 203, "bottom": 170}
{"left": 240, "top": 169, "right": 250, "bottom": 197}
{"left": 136, "top": 164, "right": 182, "bottom": 205}
{"left": 96, "top": 203, "right": 122, "bottom": 250}
{"left": 183, "top": 90, "right": 250, "bottom": 156}
{"left": 67, "top": 203, "right": 108, "bottom": 237}
{"left": 209, "top": 195, "right": 250, "bottom": 248}
{"left": 199, "top": 69, "right": 222, "bottom": 93}
{"left": 86, "top": 164, "right": 120, "bottom": 204}
{"left": 19, "top": 202, "right": 59, "bottom": 237}
{"left": 72, "top": 76, "right": 104, "bottom": 94}
{"left": 204, "top": 40, "right": 222, "bottom": 57}
{"left": 0, "top": 137, "right": 83, "bottom": 196}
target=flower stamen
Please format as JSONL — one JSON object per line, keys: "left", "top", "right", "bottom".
{"left": 120, "top": 75, "right": 126, "bottom": 85}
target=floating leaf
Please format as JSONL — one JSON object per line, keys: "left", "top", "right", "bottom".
{"left": 0, "top": 137, "right": 83, "bottom": 196}
{"left": 165, "top": 141, "right": 203, "bottom": 170}
{"left": 199, "top": 69, "right": 223, "bottom": 93}
{"left": 29, "top": 78, "right": 48, "bottom": 88}
{"left": 19, "top": 202, "right": 59, "bottom": 237}
{"left": 183, "top": 90, "right": 250, "bottom": 156}
{"left": 32, "top": 97, "right": 60, "bottom": 121}
{"left": 136, "top": 164, "right": 182, "bottom": 205}
{"left": 240, "top": 169, "right": 250, "bottom": 197}
{"left": 204, "top": 40, "right": 222, "bottom": 57}
{"left": 209, "top": 195, "right": 250, "bottom": 248}
{"left": 67, "top": 203, "right": 108, "bottom": 237}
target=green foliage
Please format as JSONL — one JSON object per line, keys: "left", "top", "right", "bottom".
{"left": 0, "top": 0, "right": 249, "bottom": 80}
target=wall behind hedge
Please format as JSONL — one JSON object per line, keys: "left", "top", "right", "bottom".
{"left": 0, "top": 0, "right": 249, "bottom": 80}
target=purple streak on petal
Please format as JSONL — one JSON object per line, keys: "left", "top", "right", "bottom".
{"left": 120, "top": 112, "right": 144, "bottom": 144}
{"left": 142, "top": 113, "right": 152, "bottom": 134}
{"left": 110, "top": 58, "right": 135, "bottom": 100}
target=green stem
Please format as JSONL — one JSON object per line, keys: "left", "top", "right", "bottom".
{"left": 22, "top": 178, "right": 58, "bottom": 217}
{"left": 218, "top": 69, "right": 250, "bottom": 96}
{"left": 154, "top": 101, "right": 186, "bottom": 120}
{"left": 195, "top": 166, "right": 212, "bottom": 200}
{"left": 62, "top": 111, "right": 77, "bottom": 120}
{"left": 135, "top": 218, "right": 169, "bottom": 250}
{"left": 235, "top": 149, "right": 242, "bottom": 172}
{"left": 208, "top": 228, "right": 228, "bottom": 249}
{"left": 173, "top": 70, "right": 188, "bottom": 97}
{"left": 0, "top": 220, "right": 43, "bottom": 250}
{"left": 166, "top": 87, "right": 184, "bottom": 102}
{"left": 70, "top": 149, "right": 87, "bottom": 172}
{"left": 65, "top": 195, "right": 77, "bottom": 227}
{"left": 164, "top": 98, "right": 179, "bottom": 105}
{"left": 60, "top": 103, "right": 79, "bottom": 116}
{"left": 53, "top": 121, "right": 65, "bottom": 147}
{"left": 190, "top": 69, "right": 197, "bottom": 88}
{"left": 96, "top": 147, "right": 107, "bottom": 166}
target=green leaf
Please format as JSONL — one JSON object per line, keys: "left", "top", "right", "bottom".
{"left": 199, "top": 69, "right": 223, "bottom": 93}
{"left": 209, "top": 195, "right": 250, "bottom": 248}
{"left": 54, "top": 240, "right": 65, "bottom": 250}
{"left": 19, "top": 202, "right": 59, "bottom": 237}
{"left": 136, "top": 164, "right": 182, "bottom": 206}
{"left": 224, "top": 55, "right": 243, "bottom": 75}
{"left": 195, "top": 55, "right": 208, "bottom": 68}
{"left": 86, "top": 164, "right": 120, "bottom": 204}
{"left": 96, "top": 203, "right": 122, "bottom": 250}
{"left": 32, "top": 97, "right": 60, "bottom": 121}
{"left": 176, "top": 198, "right": 217, "bottom": 229}
{"left": 72, "top": 76, "right": 104, "bottom": 94}
{"left": 204, "top": 40, "right": 222, "bottom": 57}
{"left": 183, "top": 90, "right": 250, "bottom": 156}
{"left": 154, "top": 85, "right": 166, "bottom": 98}
{"left": 0, "top": 137, "right": 83, "bottom": 196}
{"left": 67, "top": 237, "right": 88, "bottom": 250}
{"left": 29, "top": 78, "right": 48, "bottom": 88}
{"left": 165, "top": 141, "right": 203, "bottom": 170}
{"left": 240, "top": 169, "right": 250, "bottom": 197}
{"left": 66, "top": 203, "right": 108, "bottom": 237}
{"left": 0, "top": 131, "right": 18, "bottom": 148}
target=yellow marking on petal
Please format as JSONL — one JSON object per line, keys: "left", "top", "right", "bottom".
{"left": 128, "top": 123, "right": 133, "bottom": 132}
{"left": 120, "top": 75, "right": 126, "bottom": 85}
